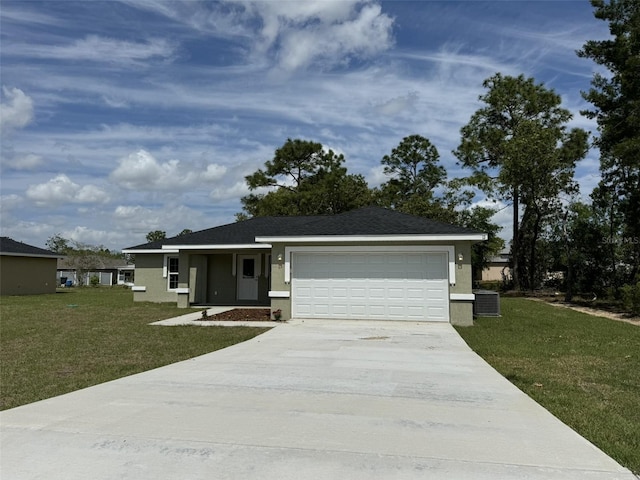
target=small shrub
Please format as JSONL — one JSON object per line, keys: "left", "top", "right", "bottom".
{"left": 621, "top": 280, "right": 640, "bottom": 316}
{"left": 89, "top": 275, "right": 100, "bottom": 287}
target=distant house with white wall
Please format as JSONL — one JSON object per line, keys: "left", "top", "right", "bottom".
{"left": 478, "top": 251, "right": 511, "bottom": 283}
{"left": 57, "top": 257, "right": 135, "bottom": 286}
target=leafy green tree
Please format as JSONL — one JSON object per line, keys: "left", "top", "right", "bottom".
{"left": 146, "top": 230, "right": 166, "bottom": 243}
{"left": 375, "top": 135, "right": 503, "bottom": 275}
{"left": 375, "top": 135, "right": 446, "bottom": 211}
{"left": 578, "top": 0, "right": 640, "bottom": 287}
{"left": 240, "top": 138, "right": 371, "bottom": 218}
{"left": 374, "top": 135, "right": 464, "bottom": 223}
{"left": 177, "top": 229, "right": 193, "bottom": 236}
{"left": 457, "top": 206, "right": 505, "bottom": 280}
{"left": 561, "top": 202, "right": 613, "bottom": 300}
{"left": 454, "top": 73, "right": 589, "bottom": 290}
{"left": 46, "top": 234, "right": 71, "bottom": 254}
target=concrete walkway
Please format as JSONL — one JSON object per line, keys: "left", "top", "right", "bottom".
{"left": 1, "top": 320, "right": 635, "bottom": 479}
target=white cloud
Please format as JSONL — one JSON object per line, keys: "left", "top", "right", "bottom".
{"left": 5, "top": 35, "right": 178, "bottom": 67}
{"left": 0, "top": 194, "right": 22, "bottom": 217}
{"left": 26, "top": 174, "right": 110, "bottom": 206}
{"left": 0, "top": 86, "right": 34, "bottom": 134}
{"left": 133, "top": 0, "right": 395, "bottom": 72}
{"left": 113, "top": 203, "right": 213, "bottom": 243}
{"left": 209, "top": 181, "right": 251, "bottom": 201}
{"left": 110, "top": 149, "right": 228, "bottom": 191}
{"left": 269, "top": 2, "right": 395, "bottom": 72}
{"left": 365, "top": 165, "right": 388, "bottom": 188}
{"left": 10, "top": 153, "right": 43, "bottom": 170}
{"left": 373, "top": 92, "right": 418, "bottom": 117}
{"left": 202, "top": 164, "right": 228, "bottom": 182}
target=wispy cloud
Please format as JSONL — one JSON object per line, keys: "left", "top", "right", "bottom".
{"left": 0, "top": 0, "right": 604, "bottom": 250}
{"left": 4, "top": 35, "right": 178, "bottom": 66}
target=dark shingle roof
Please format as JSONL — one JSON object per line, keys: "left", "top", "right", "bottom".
{"left": 0, "top": 237, "right": 59, "bottom": 257}
{"left": 279, "top": 206, "right": 479, "bottom": 236}
{"left": 125, "top": 206, "right": 482, "bottom": 250}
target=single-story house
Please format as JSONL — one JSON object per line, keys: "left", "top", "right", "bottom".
{"left": 478, "top": 250, "right": 511, "bottom": 283}
{"left": 0, "top": 237, "right": 61, "bottom": 295}
{"left": 57, "top": 257, "right": 135, "bottom": 286}
{"left": 123, "top": 207, "right": 487, "bottom": 326}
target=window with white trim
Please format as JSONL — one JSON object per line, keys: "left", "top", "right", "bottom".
{"left": 167, "top": 256, "right": 179, "bottom": 290}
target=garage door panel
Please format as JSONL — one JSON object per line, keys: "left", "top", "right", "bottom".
{"left": 292, "top": 252, "right": 449, "bottom": 322}
{"left": 388, "top": 288, "right": 405, "bottom": 300}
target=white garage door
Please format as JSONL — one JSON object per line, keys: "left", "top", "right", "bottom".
{"left": 292, "top": 251, "right": 449, "bottom": 322}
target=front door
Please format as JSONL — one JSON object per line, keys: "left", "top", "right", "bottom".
{"left": 237, "top": 255, "right": 259, "bottom": 300}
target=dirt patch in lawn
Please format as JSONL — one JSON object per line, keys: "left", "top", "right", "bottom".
{"left": 199, "top": 308, "right": 272, "bottom": 322}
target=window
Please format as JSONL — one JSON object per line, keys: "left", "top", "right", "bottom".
{"left": 242, "top": 258, "right": 255, "bottom": 278}
{"left": 168, "top": 257, "right": 179, "bottom": 290}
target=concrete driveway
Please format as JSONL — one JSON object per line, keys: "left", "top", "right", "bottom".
{"left": 1, "top": 320, "right": 635, "bottom": 479}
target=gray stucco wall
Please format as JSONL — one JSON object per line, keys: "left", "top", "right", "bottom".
{"left": 132, "top": 254, "right": 177, "bottom": 303}
{"left": 449, "top": 241, "right": 474, "bottom": 326}
{"left": 133, "top": 251, "right": 270, "bottom": 307}
{"left": 0, "top": 256, "right": 57, "bottom": 295}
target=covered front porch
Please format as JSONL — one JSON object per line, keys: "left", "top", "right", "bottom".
{"left": 175, "top": 249, "right": 272, "bottom": 309}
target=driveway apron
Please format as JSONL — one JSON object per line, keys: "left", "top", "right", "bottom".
{"left": 1, "top": 320, "right": 635, "bottom": 479}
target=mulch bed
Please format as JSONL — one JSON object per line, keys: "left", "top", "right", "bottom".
{"left": 198, "top": 308, "right": 273, "bottom": 322}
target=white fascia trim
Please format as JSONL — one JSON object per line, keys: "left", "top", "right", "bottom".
{"left": 284, "top": 245, "right": 456, "bottom": 285}
{"left": 256, "top": 234, "right": 486, "bottom": 242}
{"left": 122, "top": 249, "right": 177, "bottom": 254}
{"left": 268, "top": 290, "right": 290, "bottom": 298}
{"left": 450, "top": 293, "right": 475, "bottom": 301}
{"left": 162, "top": 244, "right": 271, "bottom": 250}
{"left": 132, "top": 286, "right": 146, "bottom": 292}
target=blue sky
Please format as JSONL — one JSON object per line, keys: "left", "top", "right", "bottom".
{"left": 0, "top": 1, "right": 608, "bottom": 251}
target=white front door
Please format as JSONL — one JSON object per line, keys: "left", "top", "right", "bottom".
{"left": 237, "top": 255, "right": 259, "bottom": 300}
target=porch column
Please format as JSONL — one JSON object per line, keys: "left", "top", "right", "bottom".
{"left": 177, "top": 250, "right": 190, "bottom": 308}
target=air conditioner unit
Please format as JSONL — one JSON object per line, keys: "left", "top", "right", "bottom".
{"left": 473, "top": 290, "right": 501, "bottom": 317}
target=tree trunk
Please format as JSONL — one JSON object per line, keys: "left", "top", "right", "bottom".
{"left": 563, "top": 211, "right": 573, "bottom": 302}
{"left": 512, "top": 186, "right": 521, "bottom": 290}
{"left": 530, "top": 207, "right": 541, "bottom": 291}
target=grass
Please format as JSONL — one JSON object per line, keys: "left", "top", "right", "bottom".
{"left": 0, "top": 287, "right": 269, "bottom": 411}
{"left": 455, "top": 297, "right": 640, "bottom": 474}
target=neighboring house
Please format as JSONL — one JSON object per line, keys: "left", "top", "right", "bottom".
{"left": 478, "top": 251, "right": 511, "bottom": 283}
{"left": 117, "top": 264, "right": 135, "bottom": 286}
{"left": 57, "top": 257, "right": 134, "bottom": 286}
{"left": 123, "top": 207, "right": 487, "bottom": 326}
{"left": 0, "top": 237, "right": 61, "bottom": 295}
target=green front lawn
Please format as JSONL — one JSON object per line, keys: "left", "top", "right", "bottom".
{"left": 456, "top": 298, "right": 640, "bottom": 474}
{"left": 0, "top": 287, "right": 269, "bottom": 411}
